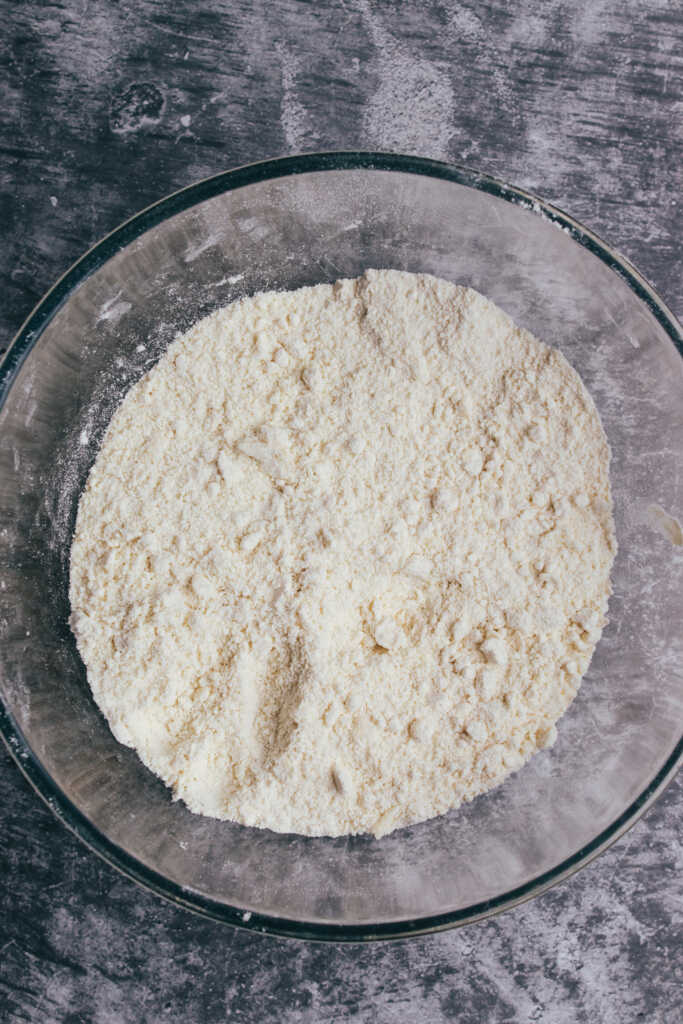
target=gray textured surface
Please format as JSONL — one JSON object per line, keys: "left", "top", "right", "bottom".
{"left": 1, "top": 1, "right": 681, "bottom": 1021}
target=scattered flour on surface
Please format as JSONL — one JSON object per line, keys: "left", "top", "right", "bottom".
{"left": 69, "top": 270, "right": 616, "bottom": 837}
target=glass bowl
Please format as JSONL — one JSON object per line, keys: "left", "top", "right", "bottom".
{"left": 1, "top": 153, "right": 681, "bottom": 942}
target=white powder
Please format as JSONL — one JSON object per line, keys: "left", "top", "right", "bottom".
{"left": 69, "top": 270, "right": 616, "bottom": 837}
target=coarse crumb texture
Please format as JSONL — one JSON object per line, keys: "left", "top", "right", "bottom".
{"left": 70, "top": 270, "right": 616, "bottom": 838}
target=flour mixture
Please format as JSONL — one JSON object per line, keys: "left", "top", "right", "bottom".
{"left": 69, "top": 270, "right": 616, "bottom": 837}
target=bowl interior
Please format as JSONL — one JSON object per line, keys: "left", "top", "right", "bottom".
{"left": 1, "top": 160, "right": 681, "bottom": 937}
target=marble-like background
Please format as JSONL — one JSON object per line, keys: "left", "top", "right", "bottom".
{"left": 1, "top": 1, "right": 681, "bottom": 1021}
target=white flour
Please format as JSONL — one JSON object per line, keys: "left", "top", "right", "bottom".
{"left": 69, "top": 270, "right": 616, "bottom": 837}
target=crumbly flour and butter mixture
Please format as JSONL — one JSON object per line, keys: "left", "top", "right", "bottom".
{"left": 70, "top": 270, "right": 616, "bottom": 837}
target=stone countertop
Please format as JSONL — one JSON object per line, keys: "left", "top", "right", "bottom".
{"left": 1, "top": 2, "right": 680, "bottom": 1021}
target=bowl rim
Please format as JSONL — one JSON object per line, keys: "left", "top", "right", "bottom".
{"left": 1, "top": 151, "right": 681, "bottom": 942}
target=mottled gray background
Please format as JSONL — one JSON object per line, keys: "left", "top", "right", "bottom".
{"left": 1, "top": 1, "right": 681, "bottom": 1021}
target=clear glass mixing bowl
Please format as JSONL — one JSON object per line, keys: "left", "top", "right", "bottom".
{"left": 1, "top": 154, "right": 681, "bottom": 941}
